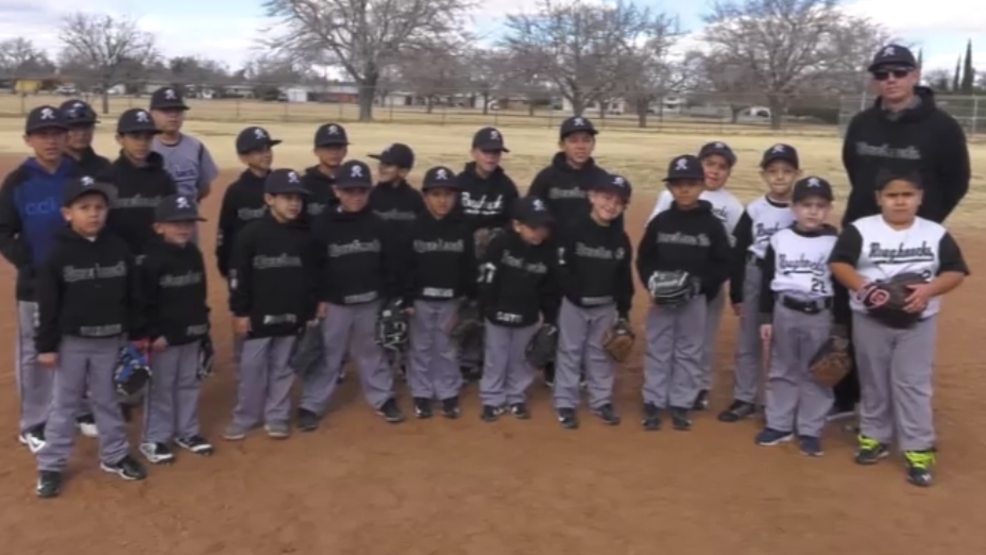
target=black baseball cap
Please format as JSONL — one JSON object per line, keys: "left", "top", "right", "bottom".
{"left": 663, "top": 154, "right": 705, "bottom": 182}
{"left": 335, "top": 160, "right": 373, "bottom": 190}
{"left": 868, "top": 44, "right": 918, "bottom": 73}
{"left": 60, "top": 99, "right": 98, "bottom": 126}
{"left": 25, "top": 105, "right": 67, "bottom": 134}
{"left": 472, "top": 127, "right": 509, "bottom": 152}
{"left": 236, "top": 126, "right": 281, "bottom": 154}
{"left": 698, "top": 141, "right": 736, "bottom": 166}
{"left": 760, "top": 143, "right": 799, "bottom": 169}
{"left": 368, "top": 143, "right": 414, "bottom": 169}
{"left": 117, "top": 108, "right": 161, "bottom": 135}
{"left": 62, "top": 175, "right": 117, "bottom": 207}
{"left": 422, "top": 166, "right": 460, "bottom": 191}
{"left": 792, "top": 176, "right": 834, "bottom": 202}
{"left": 150, "top": 86, "right": 188, "bottom": 110}
{"left": 511, "top": 196, "right": 554, "bottom": 228}
{"left": 590, "top": 172, "right": 632, "bottom": 200}
{"left": 314, "top": 123, "right": 349, "bottom": 147}
{"left": 559, "top": 116, "right": 598, "bottom": 139}
{"left": 264, "top": 169, "right": 309, "bottom": 195}
{"left": 155, "top": 193, "right": 206, "bottom": 222}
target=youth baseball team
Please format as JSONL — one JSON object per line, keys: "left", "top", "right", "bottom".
{"left": 0, "top": 44, "right": 973, "bottom": 499}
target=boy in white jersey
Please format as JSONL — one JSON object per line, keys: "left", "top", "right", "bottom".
{"left": 756, "top": 176, "right": 838, "bottom": 456}
{"left": 719, "top": 144, "right": 800, "bottom": 423}
{"left": 646, "top": 142, "right": 744, "bottom": 410}
{"left": 829, "top": 172, "right": 968, "bottom": 487}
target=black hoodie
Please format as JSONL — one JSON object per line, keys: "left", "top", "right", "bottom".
{"left": 841, "top": 86, "right": 970, "bottom": 225}
{"left": 299, "top": 165, "right": 339, "bottom": 227}
{"left": 139, "top": 237, "right": 210, "bottom": 346}
{"left": 557, "top": 214, "right": 634, "bottom": 319}
{"left": 71, "top": 147, "right": 111, "bottom": 176}
{"left": 401, "top": 210, "right": 476, "bottom": 306}
{"left": 527, "top": 152, "right": 615, "bottom": 231}
{"left": 216, "top": 169, "right": 268, "bottom": 278}
{"left": 314, "top": 205, "right": 401, "bottom": 305}
{"left": 478, "top": 228, "right": 560, "bottom": 327}
{"left": 100, "top": 151, "right": 178, "bottom": 255}
{"left": 368, "top": 179, "right": 424, "bottom": 238}
{"left": 454, "top": 162, "right": 519, "bottom": 232}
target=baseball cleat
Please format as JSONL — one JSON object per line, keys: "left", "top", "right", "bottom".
{"left": 642, "top": 403, "right": 662, "bottom": 431}
{"left": 904, "top": 450, "right": 935, "bottom": 487}
{"left": 19, "top": 425, "right": 46, "bottom": 453}
{"left": 480, "top": 405, "right": 504, "bottom": 422}
{"left": 854, "top": 435, "right": 890, "bottom": 465}
{"left": 296, "top": 408, "right": 320, "bottom": 432}
{"left": 376, "top": 398, "right": 405, "bottom": 424}
{"left": 36, "top": 470, "right": 63, "bottom": 499}
{"left": 175, "top": 435, "right": 214, "bottom": 455}
{"left": 139, "top": 442, "right": 176, "bottom": 464}
{"left": 100, "top": 454, "right": 147, "bottom": 481}
{"left": 414, "top": 398, "right": 433, "bottom": 419}
{"left": 670, "top": 407, "right": 692, "bottom": 431}
{"left": 798, "top": 436, "right": 824, "bottom": 457}
{"left": 591, "top": 404, "right": 621, "bottom": 426}
{"left": 440, "top": 397, "right": 461, "bottom": 419}
{"left": 76, "top": 414, "right": 99, "bottom": 438}
{"left": 265, "top": 422, "right": 291, "bottom": 439}
{"left": 556, "top": 407, "right": 578, "bottom": 429}
{"left": 692, "top": 390, "right": 710, "bottom": 411}
{"left": 755, "top": 428, "right": 794, "bottom": 446}
{"left": 509, "top": 402, "right": 530, "bottom": 420}
{"left": 717, "top": 400, "right": 757, "bottom": 423}
{"left": 223, "top": 423, "right": 249, "bottom": 441}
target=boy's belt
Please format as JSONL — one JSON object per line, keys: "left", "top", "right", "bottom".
{"left": 778, "top": 294, "right": 832, "bottom": 314}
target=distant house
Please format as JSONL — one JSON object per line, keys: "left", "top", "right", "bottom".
{"left": 560, "top": 97, "right": 628, "bottom": 115}
{"left": 14, "top": 79, "right": 41, "bottom": 94}
{"left": 377, "top": 91, "right": 414, "bottom": 107}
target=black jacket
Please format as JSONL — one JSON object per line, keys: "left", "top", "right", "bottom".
{"left": 229, "top": 215, "right": 323, "bottom": 338}
{"left": 299, "top": 165, "right": 339, "bottom": 228}
{"left": 454, "top": 162, "right": 519, "bottom": 232}
{"left": 73, "top": 147, "right": 111, "bottom": 176}
{"left": 527, "top": 152, "right": 620, "bottom": 232}
{"left": 636, "top": 200, "right": 732, "bottom": 298}
{"left": 842, "top": 87, "right": 970, "bottom": 225}
{"left": 100, "top": 152, "right": 178, "bottom": 255}
{"left": 139, "top": 237, "right": 210, "bottom": 346}
{"left": 401, "top": 210, "right": 476, "bottom": 305}
{"left": 557, "top": 214, "right": 634, "bottom": 319}
{"left": 313, "top": 206, "right": 400, "bottom": 306}
{"left": 216, "top": 169, "right": 268, "bottom": 278}
{"left": 35, "top": 227, "right": 141, "bottom": 353}
{"left": 478, "top": 229, "right": 560, "bottom": 327}
{"left": 368, "top": 179, "right": 424, "bottom": 238}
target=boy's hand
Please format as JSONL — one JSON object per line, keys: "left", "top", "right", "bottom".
{"left": 316, "top": 302, "right": 328, "bottom": 320}
{"left": 234, "top": 317, "right": 251, "bottom": 336}
{"left": 152, "top": 337, "right": 168, "bottom": 352}
{"left": 732, "top": 303, "right": 742, "bottom": 317}
{"left": 39, "top": 352, "right": 58, "bottom": 369}
{"left": 904, "top": 283, "right": 934, "bottom": 313}
{"left": 760, "top": 324, "right": 772, "bottom": 343}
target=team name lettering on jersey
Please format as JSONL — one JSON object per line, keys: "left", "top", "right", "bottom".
{"left": 548, "top": 187, "right": 585, "bottom": 199}
{"left": 778, "top": 254, "right": 827, "bottom": 274}
{"left": 237, "top": 207, "right": 266, "bottom": 220}
{"left": 461, "top": 193, "right": 506, "bottom": 215}
{"left": 574, "top": 242, "right": 626, "bottom": 260}
{"left": 657, "top": 232, "right": 711, "bottom": 247}
{"left": 307, "top": 202, "right": 327, "bottom": 215}
{"left": 854, "top": 142, "right": 922, "bottom": 161}
{"left": 769, "top": 229, "right": 837, "bottom": 298}
{"left": 867, "top": 241, "right": 935, "bottom": 264}
{"left": 327, "top": 239, "right": 381, "bottom": 257}
{"left": 62, "top": 262, "right": 127, "bottom": 282}
{"left": 252, "top": 254, "right": 302, "bottom": 269}
{"left": 115, "top": 195, "right": 164, "bottom": 209}
{"left": 374, "top": 209, "right": 417, "bottom": 221}
{"left": 413, "top": 239, "right": 465, "bottom": 253}
{"left": 500, "top": 250, "right": 548, "bottom": 274}
{"left": 159, "top": 271, "right": 204, "bottom": 288}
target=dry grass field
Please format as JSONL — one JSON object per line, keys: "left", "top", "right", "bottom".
{"left": 0, "top": 110, "right": 984, "bottom": 555}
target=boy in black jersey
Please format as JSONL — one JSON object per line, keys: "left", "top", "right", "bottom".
{"left": 60, "top": 100, "right": 111, "bottom": 175}
{"left": 403, "top": 166, "right": 475, "bottom": 419}
{"left": 368, "top": 142, "right": 424, "bottom": 229}
{"left": 477, "top": 196, "right": 560, "bottom": 422}
{"left": 34, "top": 176, "right": 147, "bottom": 498}
{"left": 300, "top": 160, "right": 404, "bottom": 429}
{"left": 225, "top": 169, "right": 324, "bottom": 441}
{"left": 138, "top": 194, "right": 212, "bottom": 464}
{"left": 553, "top": 173, "right": 634, "bottom": 430}
{"left": 300, "top": 122, "right": 349, "bottom": 223}
{"left": 637, "top": 155, "right": 732, "bottom": 431}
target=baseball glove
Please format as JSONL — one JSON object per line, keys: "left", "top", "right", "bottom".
{"left": 856, "top": 272, "right": 926, "bottom": 328}
{"left": 525, "top": 323, "right": 558, "bottom": 367}
{"left": 647, "top": 270, "right": 700, "bottom": 306}
{"left": 289, "top": 324, "right": 324, "bottom": 378}
{"left": 603, "top": 318, "right": 635, "bottom": 362}
{"left": 450, "top": 299, "right": 484, "bottom": 349}
{"left": 809, "top": 325, "right": 851, "bottom": 387}
{"left": 474, "top": 227, "right": 504, "bottom": 260}
{"left": 376, "top": 299, "right": 408, "bottom": 351}
{"left": 115, "top": 343, "right": 152, "bottom": 399}
{"left": 197, "top": 336, "right": 215, "bottom": 380}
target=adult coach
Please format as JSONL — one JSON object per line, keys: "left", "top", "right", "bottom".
{"left": 833, "top": 44, "right": 970, "bottom": 416}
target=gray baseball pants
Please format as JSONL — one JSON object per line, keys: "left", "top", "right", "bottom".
{"left": 479, "top": 321, "right": 538, "bottom": 406}
{"left": 763, "top": 303, "right": 833, "bottom": 437}
{"left": 37, "top": 336, "right": 130, "bottom": 472}
{"left": 643, "top": 297, "right": 706, "bottom": 408}
{"left": 16, "top": 301, "right": 52, "bottom": 434}
{"left": 230, "top": 335, "right": 296, "bottom": 429}
{"left": 408, "top": 300, "right": 461, "bottom": 400}
{"left": 853, "top": 313, "right": 937, "bottom": 451}
{"left": 142, "top": 341, "right": 203, "bottom": 444}
{"left": 732, "top": 260, "right": 764, "bottom": 403}
{"left": 699, "top": 286, "right": 726, "bottom": 391}
{"left": 553, "top": 299, "right": 616, "bottom": 409}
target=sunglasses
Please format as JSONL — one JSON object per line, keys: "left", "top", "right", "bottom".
{"left": 873, "top": 69, "right": 911, "bottom": 81}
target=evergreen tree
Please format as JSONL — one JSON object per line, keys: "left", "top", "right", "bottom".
{"left": 917, "top": 49, "right": 923, "bottom": 69}
{"left": 961, "top": 39, "right": 975, "bottom": 93}
{"left": 953, "top": 57, "right": 961, "bottom": 91}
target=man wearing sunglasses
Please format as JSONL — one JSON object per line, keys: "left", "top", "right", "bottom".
{"left": 834, "top": 44, "right": 970, "bottom": 421}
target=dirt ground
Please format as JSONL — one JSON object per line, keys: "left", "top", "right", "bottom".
{"left": 0, "top": 158, "right": 984, "bottom": 555}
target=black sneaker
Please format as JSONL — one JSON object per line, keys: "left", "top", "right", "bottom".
{"left": 36, "top": 470, "right": 62, "bottom": 499}
{"left": 296, "top": 408, "right": 320, "bottom": 432}
{"left": 440, "top": 397, "right": 461, "bottom": 419}
{"left": 480, "top": 405, "right": 504, "bottom": 422}
{"left": 461, "top": 366, "right": 480, "bottom": 383}
{"left": 139, "top": 441, "right": 176, "bottom": 464}
{"left": 579, "top": 372, "right": 588, "bottom": 390}
{"left": 174, "top": 435, "right": 214, "bottom": 455}
{"left": 692, "top": 390, "right": 710, "bottom": 411}
{"left": 642, "top": 403, "right": 662, "bottom": 431}
{"left": 509, "top": 402, "right": 530, "bottom": 419}
{"left": 670, "top": 407, "right": 692, "bottom": 431}
{"left": 556, "top": 407, "right": 579, "bottom": 429}
{"left": 854, "top": 436, "right": 890, "bottom": 465}
{"left": 717, "top": 400, "right": 757, "bottom": 423}
{"left": 542, "top": 363, "right": 555, "bottom": 388}
{"left": 376, "top": 398, "right": 405, "bottom": 424}
{"left": 414, "top": 397, "right": 433, "bottom": 419}
{"left": 591, "top": 404, "right": 621, "bottom": 426}
{"left": 100, "top": 454, "right": 148, "bottom": 481}
{"left": 904, "top": 450, "right": 935, "bottom": 487}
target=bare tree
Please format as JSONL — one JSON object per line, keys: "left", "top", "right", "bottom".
{"left": 608, "top": 11, "right": 682, "bottom": 127}
{"left": 924, "top": 68, "right": 952, "bottom": 92}
{"left": 262, "top": 0, "right": 476, "bottom": 121}
{"left": 466, "top": 48, "right": 511, "bottom": 115}
{"left": 58, "top": 12, "right": 158, "bottom": 114}
{"left": 395, "top": 40, "right": 468, "bottom": 112}
{"left": 686, "top": 53, "right": 762, "bottom": 122}
{"left": 0, "top": 38, "right": 54, "bottom": 77}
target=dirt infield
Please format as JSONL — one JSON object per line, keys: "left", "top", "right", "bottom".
{"left": 0, "top": 156, "right": 984, "bottom": 554}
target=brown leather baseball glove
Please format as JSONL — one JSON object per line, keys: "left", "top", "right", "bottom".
{"left": 809, "top": 325, "right": 851, "bottom": 387}
{"left": 856, "top": 271, "right": 926, "bottom": 328}
{"left": 603, "top": 318, "right": 635, "bottom": 362}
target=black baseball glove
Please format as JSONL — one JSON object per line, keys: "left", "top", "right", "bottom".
{"left": 197, "top": 336, "right": 215, "bottom": 381}
{"left": 647, "top": 270, "right": 700, "bottom": 306}
{"left": 376, "top": 299, "right": 409, "bottom": 351}
{"left": 856, "top": 272, "right": 926, "bottom": 328}
{"left": 115, "top": 343, "right": 152, "bottom": 399}
{"left": 525, "top": 323, "right": 558, "bottom": 367}
{"left": 450, "top": 299, "right": 484, "bottom": 350}
{"left": 289, "top": 324, "right": 324, "bottom": 378}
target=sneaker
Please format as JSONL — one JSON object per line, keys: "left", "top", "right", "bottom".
{"left": 670, "top": 407, "right": 692, "bottom": 431}
{"left": 480, "top": 404, "right": 504, "bottom": 422}
{"left": 692, "top": 390, "right": 710, "bottom": 411}
{"left": 100, "top": 454, "right": 147, "bottom": 481}
{"left": 414, "top": 397, "right": 433, "bottom": 419}
{"left": 377, "top": 398, "right": 405, "bottom": 423}
{"left": 139, "top": 441, "right": 176, "bottom": 464}
{"left": 296, "top": 408, "right": 320, "bottom": 432}
{"left": 223, "top": 423, "right": 250, "bottom": 441}
{"left": 717, "top": 400, "right": 757, "bottom": 423}
{"left": 579, "top": 373, "right": 588, "bottom": 390}
{"left": 755, "top": 428, "right": 794, "bottom": 446}
{"left": 542, "top": 363, "right": 555, "bottom": 388}
{"left": 509, "top": 402, "right": 530, "bottom": 420}
{"left": 19, "top": 425, "right": 46, "bottom": 453}
{"left": 854, "top": 435, "right": 890, "bottom": 465}
{"left": 591, "top": 404, "right": 621, "bottom": 426}
{"left": 461, "top": 366, "right": 480, "bottom": 383}
{"left": 440, "top": 397, "right": 461, "bottom": 419}
{"left": 642, "top": 403, "right": 662, "bottom": 431}
{"left": 799, "top": 436, "right": 824, "bottom": 457}
{"left": 36, "top": 470, "right": 62, "bottom": 499}
{"left": 265, "top": 422, "right": 291, "bottom": 439}
{"left": 904, "top": 450, "right": 935, "bottom": 487}
{"left": 336, "top": 369, "right": 347, "bottom": 384}
{"left": 76, "top": 414, "right": 98, "bottom": 438}
{"left": 174, "top": 435, "right": 214, "bottom": 455}
{"left": 556, "top": 407, "right": 578, "bottom": 429}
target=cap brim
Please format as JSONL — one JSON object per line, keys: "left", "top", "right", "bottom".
{"left": 335, "top": 182, "right": 371, "bottom": 190}
{"left": 158, "top": 215, "right": 207, "bottom": 222}
{"left": 316, "top": 140, "right": 349, "bottom": 147}
{"left": 473, "top": 143, "right": 509, "bottom": 153}
{"left": 65, "top": 183, "right": 118, "bottom": 207}
{"left": 151, "top": 103, "right": 189, "bottom": 111}
{"left": 267, "top": 187, "right": 310, "bottom": 196}
{"left": 27, "top": 123, "right": 68, "bottom": 133}
{"left": 119, "top": 128, "right": 163, "bottom": 135}
{"left": 760, "top": 155, "right": 797, "bottom": 169}
{"left": 663, "top": 175, "right": 704, "bottom": 183}
{"left": 868, "top": 61, "right": 915, "bottom": 73}
{"left": 561, "top": 129, "right": 598, "bottom": 138}
{"left": 423, "top": 182, "right": 461, "bottom": 190}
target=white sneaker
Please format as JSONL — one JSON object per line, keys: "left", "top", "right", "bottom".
{"left": 19, "top": 428, "right": 46, "bottom": 453}
{"left": 76, "top": 415, "right": 98, "bottom": 438}
{"left": 139, "top": 441, "right": 176, "bottom": 464}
